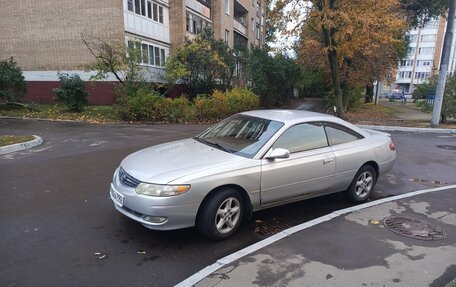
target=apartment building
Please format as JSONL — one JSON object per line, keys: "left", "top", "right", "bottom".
{"left": 169, "top": 0, "right": 265, "bottom": 49}
{"left": 0, "top": 0, "right": 170, "bottom": 104}
{"left": 0, "top": 0, "right": 264, "bottom": 104}
{"left": 394, "top": 18, "right": 446, "bottom": 93}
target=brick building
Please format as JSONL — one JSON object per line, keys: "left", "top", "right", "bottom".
{"left": 0, "top": 0, "right": 264, "bottom": 104}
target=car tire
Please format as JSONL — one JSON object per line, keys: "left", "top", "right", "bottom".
{"left": 344, "top": 165, "right": 377, "bottom": 203}
{"left": 197, "top": 188, "right": 244, "bottom": 240}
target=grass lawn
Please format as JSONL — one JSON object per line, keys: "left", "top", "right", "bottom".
{"left": 0, "top": 104, "right": 118, "bottom": 123}
{"left": 0, "top": 135, "right": 35, "bottom": 147}
{"left": 346, "top": 102, "right": 456, "bottom": 129}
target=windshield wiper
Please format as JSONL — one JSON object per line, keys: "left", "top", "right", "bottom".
{"left": 194, "top": 137, "right": 234, "bottom": 153}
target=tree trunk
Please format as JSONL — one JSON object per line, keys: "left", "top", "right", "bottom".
{"left": 319, "top": 0, "right": 345, "bottom": 118}
{"left": 365, "top": 85, "right": 374, "bottom": 103}
{"left": 327, "top": 49, "right": 345, "bottom": 118}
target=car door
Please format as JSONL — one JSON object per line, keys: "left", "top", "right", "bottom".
{"left": 322, "top": 122, "right": 367, "bottom": 191}
{"left": 260, "top": 122, "right": 336, "bottom": 205}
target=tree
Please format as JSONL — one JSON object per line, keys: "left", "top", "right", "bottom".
{"left": 400, "top": 0, "right": 448, "bottom": 27}
{"left": 442, "top": 74, "right": 456, "bottom": 122}
{"left": 82, "top": 34, "right": 148, "bottom": 97}
{"left": 54, "top": 73, "right": 89, "bottom": 112}
{"left": 414, "top": 74, "right": 456, "bottom": 123}
{"left": 276, "top": 0, "right": 408, "bottom": 117}
{"left": 247, "top": 48, "right": 301, "bottom": 107}
{"left": 0, "top": 57, "right": 26, "bottom": 103}
{"left": 165, "top": 29, "right": 236, "bottom": 96}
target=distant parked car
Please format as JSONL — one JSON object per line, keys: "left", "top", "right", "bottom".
{"left": 387, "top": 92, "right": 402, "bottom": 100}
{"left": 109, "top": 110, "right": 397, "bottom": 240}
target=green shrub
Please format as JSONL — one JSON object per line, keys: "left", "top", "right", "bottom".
{"left": 116, "top": 87, "right": 258, "bottom": 123}
{"left": 116, "top": 90, "right": 194, "bottom": 122}
{"left": 196, "top": 87, "right": 259, "bottom": 120}
{"left": 54, "top": 73, "right": 89, "bottom": 111}
{"left": 415, "top": 99, "right": 433, "bottom": 113}
{"left": 0, "top": 57, "right": 26, "bottom": 102}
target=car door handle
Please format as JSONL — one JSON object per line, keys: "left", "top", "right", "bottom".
{"left": 323, "top": 158, "right": 334, "bottom": 165}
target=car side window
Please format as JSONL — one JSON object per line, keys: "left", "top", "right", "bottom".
{"left": 273, "top": 123, "right": 328, "bottom": 153}
{"left": 324, "top": 123, "right": 362, "bottom": 146}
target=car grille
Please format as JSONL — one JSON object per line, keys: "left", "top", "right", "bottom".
{"left": 119, "top": 167, "right": 141, "bottom": 188}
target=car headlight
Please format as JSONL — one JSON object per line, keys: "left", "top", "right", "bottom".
{"left": 135, "top": 183, "right": 191, "bottom": 197}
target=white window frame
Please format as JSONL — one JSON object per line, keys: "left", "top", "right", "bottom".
{"left": 225, "top": 0, "right": 230, "bottom": 15}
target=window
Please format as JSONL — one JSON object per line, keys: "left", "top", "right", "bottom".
{"left": 414, "top": 72, "right": 430, "bottom": 80}
{"left": 158, "top": 6, "right": 164, "bottom": 23}
{"left": 198, "top": 0, "right": 211, "bottom": 7}
{"left": 225, "top": 30, "right": 230, "bottom": 45}
{"left": 256, "top": 25, "right": 260, "bottom": 40}
{"left": 225, "top": 0, "right": 230, "bottom": 14}
{"left": 251, "top": 17, "right": 255, "bottom": 32}
{"left": 186, "top": 11, "right": 211, "bottom": 34}
{"left": 141, "top": 44, "right": 149, "bottom": 64}
{"left": 155, "top": 47, "right": 160, "bottom": 66}
{"left": 128, "top": 39, "right": 167, "bottom": 68}
{"left": 140, "top": 0, "right": 146, "bottom": 16}
{"left": 149, "top": 46, "right": 155, "bottom": 65}
{"left": 147, "top": 0, "right": 152, "bottom": 19}
{"left": 134, "top": 0, "right": 140, "bottom": 14}
{"left": 153, "top": 3, "right": 158, "bottom": 21}
{"left": 129, "top": 0, "right": 164, "bottom": 23}
{"left": 418, "top": 47, "right": 435, "bottom": 55}
{"left": 135, "top": 42, "right": 142, "bottom": 63}
{"left": 324, "top": 123, "right": 362, "bottom": 146}
{"left": 196, "top": 115, "right": 284, "bottom": 158}
{"left": 420, "top": 34, "right": 436, "bottom": 42}
{"left": 417, "top": 60, "right": 432, "bottom": 66}
{"left": 160, "top": 49, "right": 166, "bottom": 67}
{"left": 273, "top": 123, "right": 328, "bottom": 153}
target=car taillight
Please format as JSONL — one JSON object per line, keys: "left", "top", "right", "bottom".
{"left": 389, "top": 142, "right": 395, "bottom": 151}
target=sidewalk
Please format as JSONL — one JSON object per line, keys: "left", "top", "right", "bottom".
{"left": 188, "top": 187, "right": 456, "bottom": 287}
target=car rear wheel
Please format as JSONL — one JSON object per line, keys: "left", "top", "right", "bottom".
{"left": 197, "top": 188, "right": 244, "bottom": 240}
{"left": 344, "top": 165, "right": 377, "bottom": 203}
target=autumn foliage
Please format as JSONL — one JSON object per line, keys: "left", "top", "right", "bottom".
{"left": 273, "top": 0, "right": 408, "bottom": 117}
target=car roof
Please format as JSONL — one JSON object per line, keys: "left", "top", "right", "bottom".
{"left": 240, "top": 109, "right": 336, "bottom": 123}
{"left": 240, "top": 109, "right": 368, "bottom": 136}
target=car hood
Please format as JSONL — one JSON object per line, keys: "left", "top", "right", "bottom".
{"left": 120, "top": 138, "right": 245, "bottom": 184}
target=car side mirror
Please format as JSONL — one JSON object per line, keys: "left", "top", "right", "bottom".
{"left": 266, "top": 148, "right": 290, "bottom": 160}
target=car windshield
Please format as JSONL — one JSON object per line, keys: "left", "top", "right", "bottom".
{"left": 195, "top": 114, "right": 284, "bottom": 158}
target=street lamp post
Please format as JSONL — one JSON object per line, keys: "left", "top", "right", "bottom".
{"left": 431, "top": 0, "right": 456, "bottom": 127}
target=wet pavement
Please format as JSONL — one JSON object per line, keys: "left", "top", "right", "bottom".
{"left": 195, "top": 187, "right": 456, "bottom": 287}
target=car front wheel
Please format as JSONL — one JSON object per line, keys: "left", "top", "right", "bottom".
{"left": 344, "top": 165, "right": 377, "bottom": 203}
{"left": 197, "top": 188, "right": 244, "bottom": 240}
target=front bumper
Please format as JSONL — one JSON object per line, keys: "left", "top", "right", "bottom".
{"left": 109, "top": 178, "right": 200, "bottom": 231}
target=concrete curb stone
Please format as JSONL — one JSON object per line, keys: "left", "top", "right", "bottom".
{"left": 357, "top": 124, "right": 456, "bottom": 134}
{"left": 0, "top": 135, "right": 43, "bottom": 155}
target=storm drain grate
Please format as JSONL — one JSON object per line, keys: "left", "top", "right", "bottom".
{"left": 437, "top": 145, "right": 456, "bottom": 151}
{"left": 383, "top": 216, "right": 446, "bottom": 241}
{"left": 254, "top": 218, "right": 292, "bottom": 236}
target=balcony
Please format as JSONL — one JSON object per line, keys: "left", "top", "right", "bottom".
{"left": 186, "top": 0, "right": 211, "bottom": 18}
{"left": 233, "top": 18, "right": 247, "bottom": 36}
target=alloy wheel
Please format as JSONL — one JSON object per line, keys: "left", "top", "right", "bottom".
{"left": 215, "top": 197, "right": 241, "bottom": 234}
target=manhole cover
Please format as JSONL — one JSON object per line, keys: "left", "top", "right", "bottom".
{"left": 254, "top": 218, "right": 291, "bottom": 236}
{"left": 437, "top": 145, "right": 456, "bottom": 151}
{"left": 384, "top": 216, "right": 446, "bottom": 241}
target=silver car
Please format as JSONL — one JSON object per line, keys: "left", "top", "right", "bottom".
{"left": 110, "top": 110, "right": 396, "bottom": 240}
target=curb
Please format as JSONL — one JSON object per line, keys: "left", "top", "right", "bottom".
{"left": 357, "top": 124, "right": 456, "bottom": 134}
{"left": 0, "top": 135, "right": 43, "bottom": 155}
{"left": 175, "top": 185, "right": 456, "bottom": 287}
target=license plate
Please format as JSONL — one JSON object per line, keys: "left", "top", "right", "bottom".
{"left": 110, "top": 186, "right": 124, "bottom": 207}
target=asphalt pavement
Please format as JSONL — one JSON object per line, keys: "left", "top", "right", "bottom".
{"left": 1, "top": 118, "right": 456, "bottom": 287}
{"left": 192, "top": 187, "right": 456, "bottom": 287}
